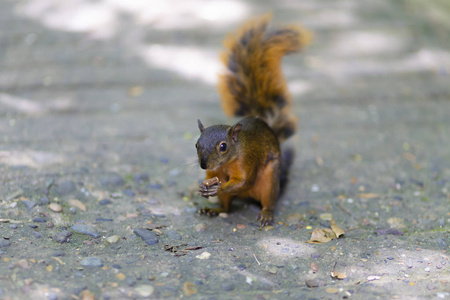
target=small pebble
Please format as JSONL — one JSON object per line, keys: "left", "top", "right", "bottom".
{"left": 311, "top": 253, "right": 320, "bottom": 259}
{"left": 15, "top": 259, "right": 30, "bottom": 269}
{"left": 99, "top": 199, "right": 112, "bottom": 205}
{"left": 31, "top": 231, "right": 43, "bottom": 239}
{"left": 55, "top": 230, "right": 72, "bottom": 243}
{"left": 10, "top": 224, "right": 18, "bottom": 229}
{"left": 387, "top": 257, "right": 394, "bottom": 260}
{"left": 436, "top": 264, "right": 442, "bottom": 269}
{"left": 221, "top": 282, "right": 235, "bottom": 291}
{"left": 47, "top": 292, "right": 58, "bottom": 300}
{"left": 424, "top": 267, "right": 430, "bottom": 272}
{"left": 124, "top": 189, "right": 135, "bottom": 196}
{"left": 133, "top": 228, "right": 158, "bottom": 245}
{"left": 49, "top": 203, "right": 62, "bottom": 212}
{"left": 133, "top": 173, "right": 149, "bottom": 184}
{"left": 305, "top": 278, "right": 319, "bottom": 288}
{"left": 147, "top": 183, "right": 163, "bottom": 190}
{"left": 125, "top": 277, "right": 137, "bottom": 287}
{"left": 29, "top": 224, "right": 38, "bottom": 229}
{"left": 196, "top": 252, "right": 211, "bottom": 260}
{"left": 68, "top": 199, "right": 86, "bottom": 211}
{"left": 100, "top": 174, "right": 125, "bottom": 188}
{"left": 47, "top": 221, "right": 54, "bottom": 228}
{"left": 194, "top": 223, "right": 207, "bottom": 232}
{"left": 70, "top": 225, "right": 99, "bottom": 238}
{"left": 33, "top": 217, "right": 46, "bottom": 223}
{"left": 55, "top": 180, "right": 76, "bottom": 195}
{"left": 39, "top": 197, "right": 50, "bottom": 205}
{"left": 106, "top": 235, "right": 120, "bottom": 244}
{"left": 135, "top": 285, "right": 154, "bottom": 297}
{"left": 96, "top": 218, "right": 113, "bottom": 222}
{"left": 310, "top": 262, "right": 319, "bottom": 273}
{"left": 69, "top": 207, "right": 76, "bottom": 214}
{"left": 80, "top": 290, "right": 95, "bottom": 300}
{"left": 0, "top": 239, "right": 11, "bottom": 248}
{"left": 22, "top": 200, "right": 37, "bottom": 210}
{"left": 325, "top": 288, "right": 338, "bottom": 294}
{"left": 80, "top": 257, "right": 103, "bottom": 267}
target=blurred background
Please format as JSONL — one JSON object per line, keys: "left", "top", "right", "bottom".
{"left": 1, "top": 1, "right": 450, "bottom": 299}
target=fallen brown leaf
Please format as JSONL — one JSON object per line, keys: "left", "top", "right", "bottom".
{"left": 307, "top": 219, "right": 345, "bottom": 244}
{"left": 330, "top": 219, "right": 345, "bottom": 238}
{"left": 307, "top": 228, "right": 337, "bottom": 244}
{"left": 331, "top": 271, "right": 347, "bottom": 280}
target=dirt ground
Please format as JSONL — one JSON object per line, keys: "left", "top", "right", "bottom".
{"left": 1, "top": 0, "right": 449, "bottom": 299}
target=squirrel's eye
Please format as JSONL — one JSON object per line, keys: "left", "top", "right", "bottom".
{"left": 219, "top": 142, "right": 227, "bottom": 152}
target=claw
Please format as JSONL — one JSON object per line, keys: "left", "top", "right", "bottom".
{"left": 198, "top": 207, "right": 223, "bottom": 217}
{"left": 257, "top": 210, "right": 274, "bottom": 228}
{"left": 198, "top": 182, "right": 221, "bottom": 198}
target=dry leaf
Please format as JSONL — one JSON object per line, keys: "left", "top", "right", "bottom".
{"left": 330, "top": 219, "right": 345, "bottom": 238}
{"left": 331, "top": 271, "right": 347, "bottom": 279}
{"left": 307, "top": 228, "right": 337, "bottom": 244}
{"left": 307, "top": 219, "right": 345, "bottom": 244}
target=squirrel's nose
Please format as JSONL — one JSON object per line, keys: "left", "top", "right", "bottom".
{"left": 200, "top": 160, "right": 207, "bottom": 169}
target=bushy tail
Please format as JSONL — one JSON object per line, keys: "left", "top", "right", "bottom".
{"left": 218, "top": 14, "right": 311, "bottom": 142}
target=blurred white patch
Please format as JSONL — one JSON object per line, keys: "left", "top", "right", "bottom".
{"left": 0, "top": 93, "right": 74, "bottom": 115}
{"left": 322, "top": 49, "right": 450, "bottom": 78}
{"left": 288, "top": 80, "right": 312, "bottom": 96}
{"left": 139, "top": 45, "right": 222, "bottom": 84}
{"left": 16, "top": 0, "right": 248, "bottom": 38}
{"left": 0, "top": 93, "right": 45, "bottom": 115}
{"left": 333, "top": 31, "right": 404, "bottom": 56}
{"left": 0, "top": 151, "right": 64, "bottom": 168}
{"left": 305, "top": 9, "right": 357, "bottom": 28}
{"left": 258, "top": 237, "right": 314, "bottom": 259}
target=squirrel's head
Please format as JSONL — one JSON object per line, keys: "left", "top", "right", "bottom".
{"left": 195, "top": 119, "right": 242, "bottom": 170}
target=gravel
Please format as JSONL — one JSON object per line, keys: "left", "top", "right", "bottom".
{"left": 70, "top": 225, "right": 99, "bottom": 238}
{"left": 80, "top": 257, "right": 103, "bottom": 267}
{"left": 133, "top": 229, "right": 158, "bottom": 245}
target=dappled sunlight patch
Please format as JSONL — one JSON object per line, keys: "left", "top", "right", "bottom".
{"left": 0, "top": 151, "right": 64, "bottom": 168}
{"left": 257, "top": 237, "right": 315, "bottom": 259}
{"left": 339, "top": 245, "right": 449, "bottom": 287}
{"left": 332, "top": 31, "right": 405, "bottom": 56}
{"left": 320, "top": 49, "right": 450, "bottom": 78}
{"left": 288, "top": 80, "right": 312, "bottom": 96}
{"left": 0, "top": 93, "right": 74, "bottom": 115}
{"left": 139, "top": 45, "right": 222, "bottom": 84}
{"left": 16, "top": 0, "right": 248, "bottom": 38}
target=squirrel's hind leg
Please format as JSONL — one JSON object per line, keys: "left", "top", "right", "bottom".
{"left": 252, "top": 156, "right": 281, "bottom": 227}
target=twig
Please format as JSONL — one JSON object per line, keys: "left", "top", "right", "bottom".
{"left": 253, "top": 253, "right": 261, "bottom": 266}
{"left": 336, "top": 202, "right": 351, "bottom": 216}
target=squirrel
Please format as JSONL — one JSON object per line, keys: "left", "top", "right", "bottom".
{"left": 195, "top": 14, "right": 311, "bottom": 227}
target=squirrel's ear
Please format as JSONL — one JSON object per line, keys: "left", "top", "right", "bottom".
{"left": 197, "top": 119, "right": 205, "bottom": 132}
{"left": 229, "top": 123, "right": 242, "bottom": 143}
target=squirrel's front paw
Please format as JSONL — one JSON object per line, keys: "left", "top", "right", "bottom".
{"left": 257, "top": 210, "right": 274, "bottom": 228}
{"left": 198, "top": 180, "right": 221, "bottom": 198}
